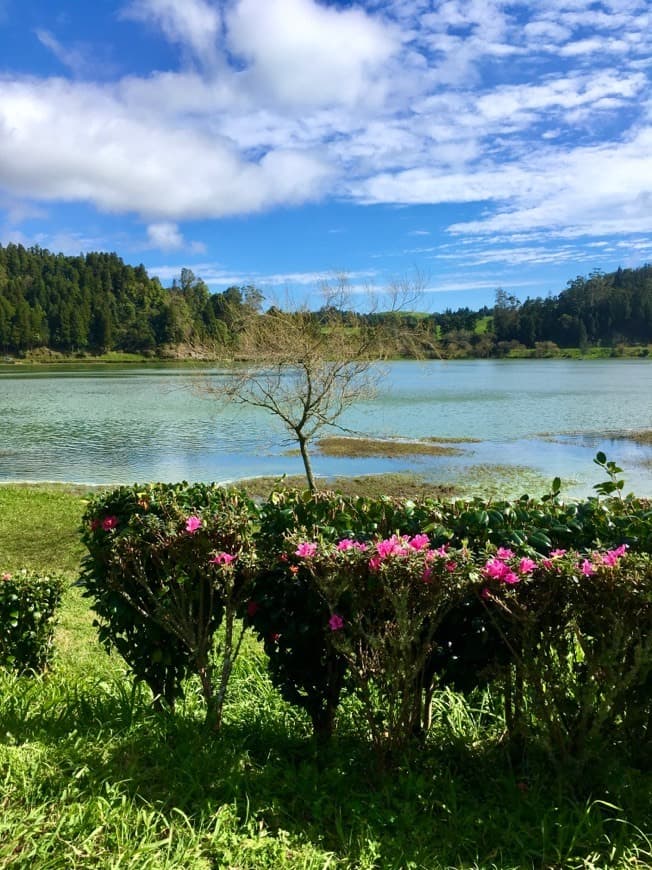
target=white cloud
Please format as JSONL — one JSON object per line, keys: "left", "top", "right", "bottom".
{"left": 148, "top": 263, "right": 378, "bottom": 289}
{"left": 1, "top": 0, "right": 650, "bottom": 259}
{"left": 225, "top": 0, "right": 399, "bottom": 109}
{"left": 0, "top": 79, "right": 333, "bottom": 220}
{"left": 146, "top": 221, "right": 184, "bottom": 250}
{"left": 122, "top": 0, "right": 221, "bottom": 67}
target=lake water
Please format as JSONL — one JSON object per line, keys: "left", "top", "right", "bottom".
{"left": 1, "top": 359, "right": 651, "bottom": 497}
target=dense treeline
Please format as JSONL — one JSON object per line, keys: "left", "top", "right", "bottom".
{"left": 0, "top": 244, "right": 258, "bottom": 354}
{"left": 1, "top": 241, "right": 651, "bottom": 357}
{"left": 491, "top": 266, "right": 652, "bottom": 350}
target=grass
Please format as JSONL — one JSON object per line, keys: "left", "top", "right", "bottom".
{"left": 1, "top": 484, "right": 651, "bottom": 868}
{"left": 316, "top": 436, "right": 464, "bottom": 458}
{"left": 608, "top": 429, "right": 652, "bottom": 446}
{"left": 240, "top": 472, "right": 458, "bottom": 501}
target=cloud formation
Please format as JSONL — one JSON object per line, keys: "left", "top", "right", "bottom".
{"left": 0, "top": 0, "right": 650, "bottom": 262}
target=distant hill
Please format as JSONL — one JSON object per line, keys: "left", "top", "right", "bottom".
{"left": 0, "top": 244, "right": 254, "bottom": 355}
{"left": 0, "top": 242, "right": 650, "bottom": 357}
{"left": 491, "top": 265, "right": 652, "bottom": 349}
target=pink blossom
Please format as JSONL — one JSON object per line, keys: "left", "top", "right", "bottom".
{"left": 496, "top": 547, "right": 515, "bottom": 559}
{"left": 481, "top": 586, "right": 491, "bottom": 599}
{"left": 502, "top": 571, "right": 521, "bottom": 585}
{"left": 550, "top": 549, "right": 567, "bottom": 559}
{"left": 433, "top": 544, "right": 449, "bottom": 558}
{"left": 211, "top": 552, "right": 235, "bottom": 565}
{"left": 484, "top": 557, "right": 509, "bottom": 580}
{"left": 368, "top": 555, "right": 383, "bottom": 572}
{"left": 377, "top": 535, "right": 408, "bottom": 558}
{"left": 270, "top": 632, "right": 280, "bottom": 643}
{"left": 1, "top": 572, "right": 12, "bottom": 581}
{"left": 518, "top": 557, "right": 537, "bottom": 575}
{"left": 602, "top": 544, "right": 628, "bottom": 566}
{"left": 337, "top": 539, "right": 367, "bottom": 552}
{"left": 328, "top": 613, "right": 344, "bottom": 631}
{"left": 422, "top": 567, "right": 432, "bottom": 584}
{"left": 102, "top": 516, "right": 118, "bottom": 531}
{"left": 185, "top": 515, "right": 202, "bottom": 533}
{"left": 445, "top": 561, "right": 457, "bottom": 572}
{"left": 409, "top": 534, "right": 430, "bottom": 551}
{"left": 295, "top": 541, "right": 318, "bottom": 558}
{"left": 580, "top": 559, "right": 595, "bottom": 576}
{"left": 541, "top": 558, "right": 553, "bottom": 570}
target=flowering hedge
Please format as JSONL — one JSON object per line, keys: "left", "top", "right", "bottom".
{"left": 478, "top": 544, "right": 652, "bottom": 768}
{"left": 80, "top": 482, "right": 258, "bottom": 728}
{"left": 0, "top": 569, "right": 65, "bottom": 672}
{"left": 80, "top": 482, "right": 652, "bottom": 764}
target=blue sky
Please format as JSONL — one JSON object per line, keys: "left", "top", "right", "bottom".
{"left": 0, "top": 0, "right": 650, "bottom": 310}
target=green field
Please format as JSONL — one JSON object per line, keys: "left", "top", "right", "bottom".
{"left": 0, "top": 484, "right": 651, "bottom": 868}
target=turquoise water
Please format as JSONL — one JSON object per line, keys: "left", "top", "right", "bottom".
{"left": 1, "top": 359, "right": 651, "bottom": 496}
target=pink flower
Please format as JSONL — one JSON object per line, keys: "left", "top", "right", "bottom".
{"left": 185, "top": 516, "right": 202, "bottom": 533}
{"left": 295, "top": 541, "right": 318, "bottom": 558}
{"left": 337, "top": 539, "right": 368, "bottom": 552}
{"left": 518, "top": 557, "right": 537, "bottom": 574}
{"left": 481, "top": 586, "right": 491, "bottom": 599}
{"left": 445, "top": 561, "right": 457, "bottom": 572}
{"left": 328, "top": 613, "right": 344, "bottom": 631}
{"left": 550, "top": 549, "right": 567, "bottom": 559}
{"left": 270, "top": 632, "right": 280, "bottom": 643}
{"left": 602, "top": 544, "right": 628, "bottom": 566}
{"left": 433, "top": 544, "right": 449, "bottom": 557}
{"left": 484, "top": 557, "right": 509, "bottom": 579}
{"left": 211, "top": 552, "right": 235, "bottom": 565}
{"left": 102, "top": 516, "right": 118, "bottom": 531}
{"left": 1, "top": 572, "right": 12, "bottom": 581}
{"left": 368, "top": 555, "right": 383, "bottom": 572}
{"left": 247, "top": 600, "right": 258, "bottom": 617}
{"left": 409, "top": 534, "right": 430, "bottom": 551}
{"left": 580, "top": 559, "right": 595, "bottom": 576}
{"left": 496, "top": 547, "right": 514, "bottom": 559}
{"left": 422, "top": 567, "right": 432, "bottom": 584}
{"left": 502, "top": 571, "right": 520, "bottom": 585}
{"left": 541, "top": 558, "right": 553, "bottom": 570}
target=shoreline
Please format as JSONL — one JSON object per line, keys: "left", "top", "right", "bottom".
{"left": 2, "top": 342, "right": 652, "bottom": 368}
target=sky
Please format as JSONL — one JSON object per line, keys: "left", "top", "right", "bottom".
{"left": 0, "top": 0, "right": 651, "bottom": 311}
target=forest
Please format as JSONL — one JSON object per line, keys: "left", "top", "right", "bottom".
{"left": 0, "top": 242, "right": 650, "bottom": 357}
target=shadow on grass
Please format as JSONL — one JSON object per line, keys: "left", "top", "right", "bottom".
{"left": 3, "top": 671, "right": 651, "bottom": 869}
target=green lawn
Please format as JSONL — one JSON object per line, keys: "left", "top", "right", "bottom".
{"left": 1, "top": 484, "right": 651, "bottom": 868}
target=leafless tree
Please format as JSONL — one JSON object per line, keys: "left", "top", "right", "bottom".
{"left": 208, "top": 277, "right": 425, "bottom": 491}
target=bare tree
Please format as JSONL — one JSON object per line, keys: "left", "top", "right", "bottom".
{"left": 208, "top": 279, "right": 424, "bottom": 491}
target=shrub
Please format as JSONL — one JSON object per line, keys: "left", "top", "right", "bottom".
{"left": 479, "top": 545, "right": 652, "bottom": 769}
{"left": 0, "top": 569, "right": 65, "bottom": 672}
{"left": 293, "top": 533, "right": 476, "bottom": 757}
{"left": 80, "top": 482, "right": 258, "bottom": 728}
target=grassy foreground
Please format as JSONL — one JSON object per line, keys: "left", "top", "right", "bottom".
{"left": 1, "top": 485, "right": 651, "bottom": 869}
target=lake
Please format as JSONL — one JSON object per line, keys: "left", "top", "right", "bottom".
{"left": 1, "top": 359, "right": 651, "bottom": 497}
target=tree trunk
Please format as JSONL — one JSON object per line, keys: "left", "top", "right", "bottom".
{"left": 297, "top": 433, "right": 316, "bottom": 491}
